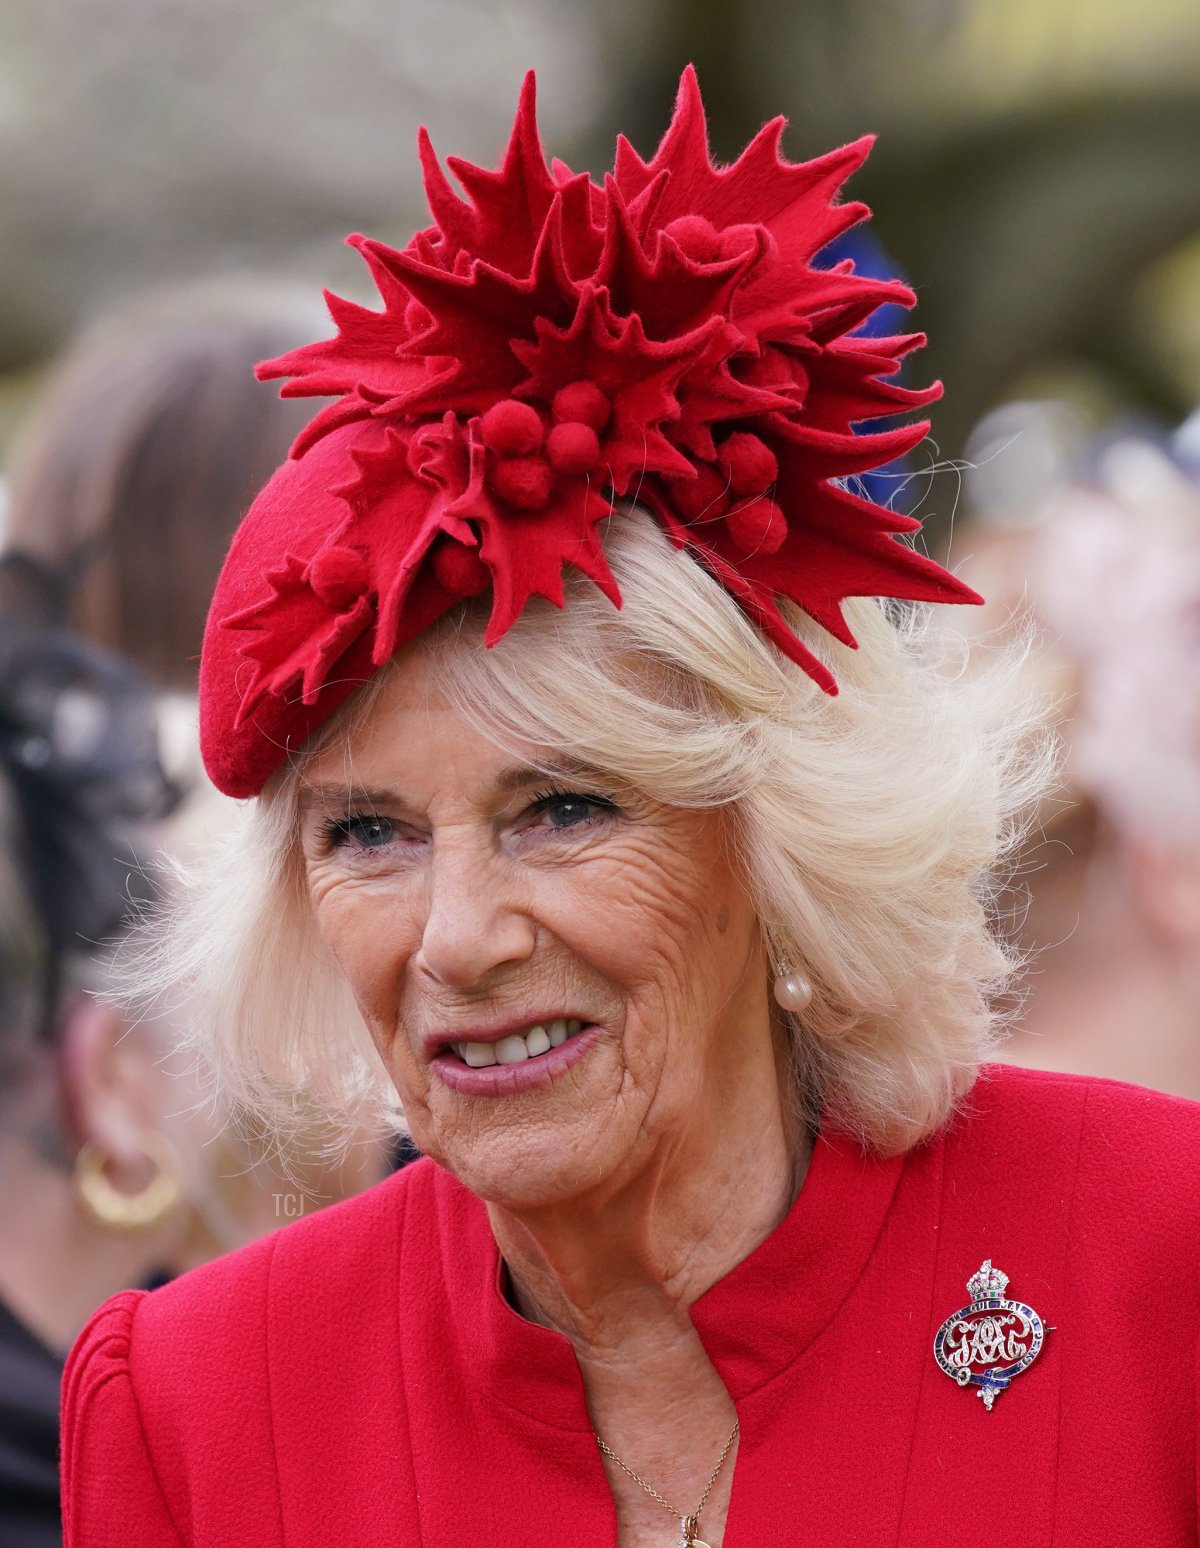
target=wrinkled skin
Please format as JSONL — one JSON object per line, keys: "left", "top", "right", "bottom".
{"left": 299, "top": 647, "right": 802, "bottom": 1547}
{"left": 300, "top": 653, "right": 790, "bottom": 1216}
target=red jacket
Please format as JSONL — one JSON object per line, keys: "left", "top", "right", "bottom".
{"left": 62, "top": 1065, "right": 1200, "bottom": 1545}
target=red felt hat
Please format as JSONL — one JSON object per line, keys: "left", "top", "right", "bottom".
{"left": 200, "top": 67, "right": 980, "bottom": 798}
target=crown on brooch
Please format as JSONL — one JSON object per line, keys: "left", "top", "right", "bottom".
{"left": 967, "top": 1260, "right": 1010, "bottom": 1303}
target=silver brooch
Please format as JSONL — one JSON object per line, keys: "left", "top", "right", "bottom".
{"left": 933, "top": 1260, "right": 1045, "bottom": 1411}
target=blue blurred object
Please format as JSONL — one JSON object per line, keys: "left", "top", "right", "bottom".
{"left": 819, "top": 228, "right": 924, "bottom": 515}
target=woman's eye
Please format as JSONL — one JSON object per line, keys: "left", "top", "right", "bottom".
{"left": 528, "top": 790, "right": 617, "bottom": 831}
{"left": 327, "top": 815, "right": 396, "bottom": 850}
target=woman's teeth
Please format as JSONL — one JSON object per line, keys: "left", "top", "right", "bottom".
{"left": 454, "top": 1018, "right": 582, "bottom": 1067}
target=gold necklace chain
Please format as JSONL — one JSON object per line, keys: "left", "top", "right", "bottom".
{"left": 595, "top": 1418, "right": 739, "bottom": 1547}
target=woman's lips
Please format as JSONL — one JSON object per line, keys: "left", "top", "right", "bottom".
{"left": 431, "top": 1021, "right": 602, "bottom": 1096}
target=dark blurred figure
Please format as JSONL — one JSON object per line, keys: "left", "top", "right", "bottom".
{"left": 0, "top": 608, "right": 177, "bottom": 1548}
{"left": 3, "top": 280, "right": 323, "bottom": 685}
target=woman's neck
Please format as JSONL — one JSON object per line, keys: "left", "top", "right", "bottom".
{"left": 488, "top": 1086, "right": 807, "bottom": 1350}
{"left": 484, "top": 1011, "right": 803, "bottom": 1547}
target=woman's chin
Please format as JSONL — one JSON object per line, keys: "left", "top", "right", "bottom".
{"left": 413, "top": 1114, "right": 630, "bottom": 1213}
{"left": 399, "top": 1032, "right": 639, "bottom": 1207}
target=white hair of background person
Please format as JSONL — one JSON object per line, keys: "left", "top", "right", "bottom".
{"left": 1033, "top": 441, "right": 1200, "bottom": 856}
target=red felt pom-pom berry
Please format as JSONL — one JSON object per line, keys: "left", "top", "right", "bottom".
{"left": 719, "top": 432, "right": 779, "bottom": 497}
{"left": 726, "top": 497, "right": 787, "bottom": 556}
{"left": 663, "top": 215, "right": 723, "bottom": 265}
{"left": 307, "top": 546, "right": 369, "bottom": 608}
{"left": 551, "top": 382, "right": 611, "bottom": 434}
{"left": 546, "top": 421, "right": 601, "bottom": 476}
{"left": 719, "top": 222, "right": 769, "bottom": 263}
{"left": 433, "top": 541, "right": 489, "bottom": 596}
{"left": 669, "top": 464, "right": 732, "bottom": 523}
{"left": 489, "top": 455, "right": 554, "bottom": 511}
{"left": 481, "top": 399, "right": 545, "bottom": 456}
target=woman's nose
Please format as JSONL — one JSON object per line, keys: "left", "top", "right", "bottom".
{"left": 415, "top": 838, "right": 537, "bottom": 990}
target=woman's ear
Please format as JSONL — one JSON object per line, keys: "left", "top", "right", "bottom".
{"left": 56, "top": 992, "right": 165, "bottom": 1169}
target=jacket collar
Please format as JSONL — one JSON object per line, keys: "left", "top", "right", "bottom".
{"left": 459, "top": 1127, "right": 905, "bottom": 1425}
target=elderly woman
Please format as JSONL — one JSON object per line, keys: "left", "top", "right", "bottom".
{"left": 63, "top": 71, "right": 1200, "bottom": 1547}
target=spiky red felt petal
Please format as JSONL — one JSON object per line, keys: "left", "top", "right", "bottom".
{"left": 370, "top": 200, "right": 582, "bottom": 419}
{"left": 224, "top": 554, "right": 375, "bottom": 720}
{"left": 511, "top": 287, "right": 705, "bottom": 490}
{"left": 614, "top": 67, "right": 871, "bottom": 247}
{"left": 474, "top": 477, "right": 620, "bottom": 644}
{"left": 417, "top": 75, "right": 557, "bottom": 272}
{"left": 202, "top": 67, "right": 982, "bottom": 799}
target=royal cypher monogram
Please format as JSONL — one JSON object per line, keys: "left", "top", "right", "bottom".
{"left": 933, "top": 1261, "right": 1045, "bottom": 1411}
{"left": 943, "top": 1309, "right": 1032, "bottom": 1368}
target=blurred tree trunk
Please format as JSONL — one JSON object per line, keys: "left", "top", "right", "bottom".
{"left": 598, "top": 0, "right": 767, "bottom": 162}
{"left": 862, "top": 89, "right": 1200, "bottom": 459}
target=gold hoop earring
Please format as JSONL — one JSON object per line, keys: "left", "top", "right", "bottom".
{"left": 74, "top": 1132, "right": 184, "bottom": 1232}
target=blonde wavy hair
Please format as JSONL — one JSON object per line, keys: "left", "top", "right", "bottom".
{"left": 132, "top": 508, "right": 1051, "bottom": 1155}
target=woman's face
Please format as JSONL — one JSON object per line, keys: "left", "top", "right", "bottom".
{"left": 299, "top": 651, "right": 778, "bottom": 1209}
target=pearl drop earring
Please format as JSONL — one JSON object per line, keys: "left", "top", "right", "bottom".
{"left": 773, "top": 968, "right": 813, "bottom": 1013}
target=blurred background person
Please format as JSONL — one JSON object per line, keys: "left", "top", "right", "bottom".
{"left": 959, "top": 412, "right": 1200, "bottom": 1099}
{"left": 0, "top": 270, "right": 407, "bottom": 1152}
{"left": 0, "top": 277, "right": 393, "bottom": 1206}
{"left": 0, "top": 599, "right": 383, "bottom": 1548}
{"left": 0, "top": 609, "right": 181, "bottom": 1547}
{"left": 2, "top": 280, "right": 324, "bottom": 685}
{"left": 0, "top": 283, "right": 391, "bottom": 1546}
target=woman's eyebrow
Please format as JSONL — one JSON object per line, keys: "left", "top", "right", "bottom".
{"left": 298, "top": 760, "right": 607, "bottom": 814}
{"left": 298, "top": 785, "right": 406, "bottom": 814}
{"left": 491, "top": 758, "right": 605, "bottom": 794}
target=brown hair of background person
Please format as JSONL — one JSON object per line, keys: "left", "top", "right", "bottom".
{"left": 3, "top": 280, "right": 324, "bottom": 687}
